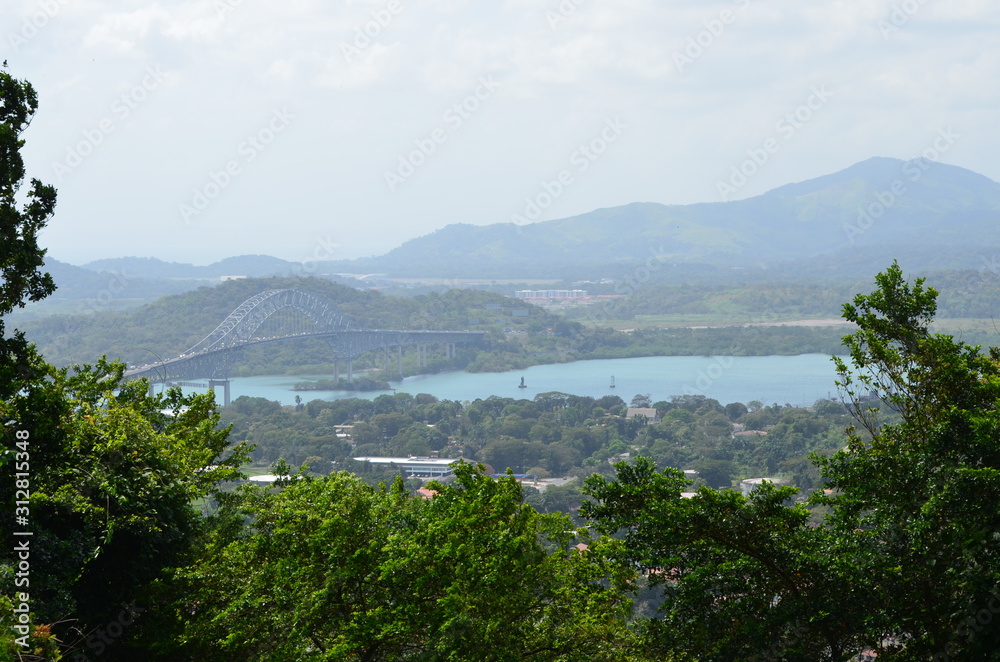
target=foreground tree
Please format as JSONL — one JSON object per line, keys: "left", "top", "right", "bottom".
{"left": 584, "top": 263, "right": 1000, "bottom": 660}
{"left": 0, "top": 66, "right": 248, "bottom": 661}
{"left": 0, "top": 65, "right": 56, "bottom": 398}
{"left": 583, "top": 457, "right": 867, "bottom": 660}
{"left": 3, "top": 361, "right": 247, "bottom": 656}
{"left": 817, "top": 262, "right": 1000, "bottom": 658}
{"left": 0, "top": 63, "right": 64, "bottom": 660}
{"left": 164, "top": 463, "right": 637, "bottom": 661}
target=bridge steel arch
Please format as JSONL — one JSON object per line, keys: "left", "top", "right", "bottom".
{"left": 184, "top": 289, "right": 352, "bottom": 354}
{"left": 122, "top": 290, "right": 485, "bottom": 393}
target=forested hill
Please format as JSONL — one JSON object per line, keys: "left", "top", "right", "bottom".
{"left": 325, "top": 157, "right": 1000, "bottom": 278}
{"left": 20, "top": 275, "right": 855, "bottom": 376}
{"left": 19, "top": 276, "right": 562, "bottom": 369}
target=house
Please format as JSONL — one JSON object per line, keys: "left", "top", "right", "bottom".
{"left": 247, "top": 474, "right": 281, "bottom": 485}
{"left": 626, "top": 407, "right": 660, "bottom": 423}
{"left": 733, "top": 429, "right": 767, "bottom": 438}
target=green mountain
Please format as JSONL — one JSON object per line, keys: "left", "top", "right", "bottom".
{"left": 328, "top": 157, "right": 1000, "bottom": 278}
{"left": 17, "top": 276, "right": 565, "bottom": 371}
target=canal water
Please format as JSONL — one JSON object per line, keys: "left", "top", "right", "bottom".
{"left": 163, "top": 354, "right": 844, "bottom": 408}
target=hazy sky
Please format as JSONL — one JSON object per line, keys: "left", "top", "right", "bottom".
{"left": 8, "top": 0, "right": 999, "bottom": 265}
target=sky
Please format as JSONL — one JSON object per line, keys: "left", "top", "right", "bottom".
{"left": 7, "top": 0, "right": 999, "bottom": 266}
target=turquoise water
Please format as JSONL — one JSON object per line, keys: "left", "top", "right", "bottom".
{"left": 161, "top": 354, "right": 843, "bottom": 407}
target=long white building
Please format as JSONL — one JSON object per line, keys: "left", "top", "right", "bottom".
{"left": 513, "top": 289, "right": 588, "bottom": 299}
{"left": 353, "top": 456, "right": 459, "bottom": 477}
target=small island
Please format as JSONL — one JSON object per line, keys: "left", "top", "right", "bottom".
{"left": 292, "top": 376, "right": 392, "bottom": 392}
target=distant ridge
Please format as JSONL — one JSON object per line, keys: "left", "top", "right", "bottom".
{"left": 36, "top": 258, "right": 211, "bottom": 303}
{"left": 63, "top": 158, "right": 1000, "bottom": 282}
{"left": 81, "top": 254, "right": 299, "bottom": 279}
{"left": 322, "top": 157, "right": 1000, "bottom": 278}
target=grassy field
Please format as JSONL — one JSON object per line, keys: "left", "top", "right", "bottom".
{"left": 244, "top": 465, "right": 278, "bottom": 477}
{"left": 930, "top": 318, "right": 1000, "bottom": 346}
{"left": 580, "top": 313, "right": 1000, "bottom": 348}
{"left": 581, "top": 313, "right": 853, "bottom": 330}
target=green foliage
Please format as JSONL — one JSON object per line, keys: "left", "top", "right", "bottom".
{"left": 0, "top": 66, "right": 57, "bottom": 404}
{"left": 0, "top": 67, "right": 251, "bottom": 661}
{"left": 692, "top": 458, "right": 735, "bottom": 488}
{"left": 629, "top": 394, "right": 652, "bottom": 408}
{"left": 583, "top": 263, "right": 1000, "bottom": 660}
{"left": 163, "top": 464, "right": 635, "bottom": 660}
{"left": 0, "top": 67, "right": 56, "bottom": 321}
{"left": 571, "top": 282, "right": 855, "bottom": 321}
{"left": 228, "top": 385, "right": 852, "bottom": 507}
{"left": 583, "top": 457, "right": 867, "bottom": 660}
{"left": 1, "top": 356, "right": 249, "bottom": 658}
{"left": 817, "top": 261, "right": 1000, "bottom": 657}
{"left": 293, "top": 375, "right": 391, "bottom": 391}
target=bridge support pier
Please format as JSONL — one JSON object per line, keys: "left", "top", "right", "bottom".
{"left": 347, "top": 359, "right": 354, "bottom": 385}
{"left": 208, "top": 378, "right": 231, "bottom": 407}
{"left": 397, "top": 345, "right": 403, "bottom": 380}
{"left": 333, "top": 359, "right": 339, "bottom": 385}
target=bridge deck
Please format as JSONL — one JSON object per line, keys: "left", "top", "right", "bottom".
{"left": 123, "top": 329, "right": 485, "bottom": 382}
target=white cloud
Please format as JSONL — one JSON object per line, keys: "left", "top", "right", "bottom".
{"left": 81, "top": 2, "right": 228, "bottom": 56}
{"left": 10, "top": 0, "right": 1000, "bottom": 264}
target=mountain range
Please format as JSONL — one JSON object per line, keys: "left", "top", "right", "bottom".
{"left": 327, "top": 157, "right": 1000, "bottom": 278}
{"left": 42, "top": 157, "right": 1000, "bottom": 293}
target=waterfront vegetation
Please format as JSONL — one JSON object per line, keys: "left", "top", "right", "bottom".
{"left": 23, "top": 269, "right": 1000, "bottom": 382}
{"left": 18, "top": 271, "right": 857, "bottom": 378}
{"left": 223, "top": 389, "right": 852, "bottom": 500}
{"left": 291, "top": 375, "right": 392, "bottom": 392}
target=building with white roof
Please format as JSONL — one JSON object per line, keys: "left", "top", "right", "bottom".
{"left": 353, "top": 456, "right": 460, "bottom": 477}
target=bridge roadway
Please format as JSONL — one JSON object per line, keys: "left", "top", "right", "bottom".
{"left": 123, "top": 329, "right": 485, "bottom": 386}
{"left": 125, "top": 329, "right": 485, "bottom": 382}
{"left": 119, "top": 288, "right": 486, "bottom": 405}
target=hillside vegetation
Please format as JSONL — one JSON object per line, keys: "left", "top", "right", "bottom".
{"left": 20, "top": 276, "right": 852, "bottom": 378}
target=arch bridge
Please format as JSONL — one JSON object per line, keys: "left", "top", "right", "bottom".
{"left": 122, "top": 289, "right": 485, "bottom": 404}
